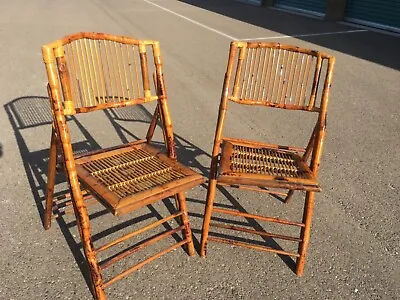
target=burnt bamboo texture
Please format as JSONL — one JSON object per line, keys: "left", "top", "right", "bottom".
{"left": 200, "top": 41, "right": 335, "bottom": 276}
{"left": 41, "top": 32, "right": 204, "bottom": 299}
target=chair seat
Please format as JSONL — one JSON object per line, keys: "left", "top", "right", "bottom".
{"left": 75, "top": 141, "right": 204, "bottom": 215}
{"left": 217, "top": 139, "right": 321, "bottom": 192}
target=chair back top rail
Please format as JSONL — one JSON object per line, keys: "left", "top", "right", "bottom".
{"left": 226, "top": 41, "right": 335, "bottom": 112}
{"left": 42, "top": 32, "right": 162, "bottom": 115}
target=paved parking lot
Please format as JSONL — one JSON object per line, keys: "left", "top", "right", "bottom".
{"left": 0, "top": 0, "right": 399, "bottom": 299}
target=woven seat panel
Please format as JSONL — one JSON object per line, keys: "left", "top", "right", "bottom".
{"left": 226, "top": 144, "right": 308, "bottom": 179}
{"left": 81, "top": 148, "right": 185, "bottom": 199}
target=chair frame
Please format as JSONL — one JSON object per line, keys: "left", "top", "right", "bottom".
{"left": 200, "top": 41, "right": 335, "bottom": 276}
{"left": 42, "top": 32, "right": 203, "bottom": 299}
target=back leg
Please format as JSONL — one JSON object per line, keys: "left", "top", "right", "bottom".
{"left": 295, "top": 191, "right": 315, "bottom": 276}
{"left": 44, "top": 128, "right": 58, "bottom": 230}
{"left": 176, "top": 192, "right": 195, "bottom": 256}
{"left": 284, "top": 190, "right": 295, "bottom": 204}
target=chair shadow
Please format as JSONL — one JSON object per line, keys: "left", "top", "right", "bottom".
{"left": 4, "top": 96, "right": 98, "bottom": 291}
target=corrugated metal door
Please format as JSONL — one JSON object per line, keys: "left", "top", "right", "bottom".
{"left": 345, "top": 0, "right": 400, "bottom": 33}
{"left": 236, "top": 0, "right": 263, "bottom": 6}
{"left": 274, "top": 0, "right": 327, "bottom": 15}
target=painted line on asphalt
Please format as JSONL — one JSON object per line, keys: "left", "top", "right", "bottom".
{"left": 240, "top": 29, "right": 368, "bottom": 41}
{"left": 143, "top": 0, "right": 238, "bottom": 40}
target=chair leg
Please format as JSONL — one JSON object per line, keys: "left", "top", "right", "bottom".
{"left": 284, "top": 190, "right": 295, "bottom": 204}
{"left": 200, "top": 179, "right": 218, "bottom": 257}
{"left": 44, "top": 129, "right": 58, "bottom": 230}
{"left": 175, "top": 192, "right": 195, "bottom": 256}
{"left": 295, "top": 191, "right": 315, "bottom": 276}
{"left": 74, "top": 208, "right": 106, "bottom": 299}
{"left": 174, "top": 194, "right": 180, "bottom": 211}
{"left": 82, "top": 238, "right": 106, "bottom": 299}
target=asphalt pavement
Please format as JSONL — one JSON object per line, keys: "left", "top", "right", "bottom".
{"left": 0, "top": 0, "right": 399, "bottom": 299}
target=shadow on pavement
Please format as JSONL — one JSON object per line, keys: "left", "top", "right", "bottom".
{"left": 179, "top": 0, "right": 400, "bottom": 71}
{"left": 4, "top": 95, "right": 96, "bottom": 292}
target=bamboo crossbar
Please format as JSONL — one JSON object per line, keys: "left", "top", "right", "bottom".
{"left": 103, "top": 239, "right": 188, "bottom": 288}
{"left": 221, "top": 137, "right": 306, "bottom": 153}
{"left": 213, "top": 208, "right": 305, "bottom": 227}
{"left": 208, "top": 237, "right": 300, "bottom": 257}
{"left": 74, "top": 139, "right": 147, "bottom": 160}
{"left": 53, "top": 191, "right": 92, "bottom": 208}
{"left": 217, "top": 175, "right": 321, "bottom": 192}
{"left": 210, "top": 222, "right": 302, "bottom": 242}
{"left": 95, "top": 212, "right": 183, "bottom": 252}
{"left": 99, "top": 225, "right": 185, "bottom": 269}
{"left": 216, "top": 182, "right": 288, "bottom": 196}
{"left": 51, "top": 197, "right": 98, "bottom": 219}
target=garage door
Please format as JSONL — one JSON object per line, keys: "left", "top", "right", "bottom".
{"left": 345, "top": 0, "right": 400, "bottom": 33}
{"left": 274, "top": 0, "right": 327, "bottom": 16}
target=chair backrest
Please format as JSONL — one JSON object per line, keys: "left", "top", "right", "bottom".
{"left": 42, "top": 32, "right": 176, "bottom": 159}
{"left": 224, "top": 42, "right": 335, "bottom": 112}
{"left": 213, "top": 41, "right": 335, "bottom": 174}
{"left": 42, "top": 32, "right": 163, "bottom": 115}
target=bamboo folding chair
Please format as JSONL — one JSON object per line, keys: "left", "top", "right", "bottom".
{"left": 200, "top": 41, "right": 335, "bottom": 276}
{"left": 41, "top": 32, "right": 204, "bottom": 299}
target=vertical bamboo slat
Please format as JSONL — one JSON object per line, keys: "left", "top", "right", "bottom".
{"left": 240, "top": 46, "right": 251, "bottom": 99}
{"left": 89, "top": 40, "right": 101, "bottom": 104}
{"left": 276, "top": 49, "right": 287, "bottom": 104}
{"left": 232, "top": 46, "right": 246, "bottom": 99}
{"left": 139, "top": 43, "right": 151, "bottom": 101}
{"left": 94, "top": 41, "right": 107, "bottom": 104}
{"left": 280, "top": 50, "right": 295, "bottom": 104}
{"left": 256, "top": 48, "right": 268, "bottom": 100}
{"left": 56, "top": 53, "right": 75, "bottom": 115}
{"left": 308, "top": 55, "right": 323, "bottom": 110}
{"left": 114, "top": 41, "right": 125, "bottom": 102}
{"left": 83, "top": 39, "right": 95, "bottom": 106}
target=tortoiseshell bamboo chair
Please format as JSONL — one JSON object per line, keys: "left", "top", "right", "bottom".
{"left": 41, "top": 32, "right": 204, "bottom": 299}
{"left": 200, "top": 41, "right": 335, "bottom": 276}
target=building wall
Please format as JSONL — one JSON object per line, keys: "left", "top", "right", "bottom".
{"left": 263, "top": 0, "right": 400, "bottom": 32}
